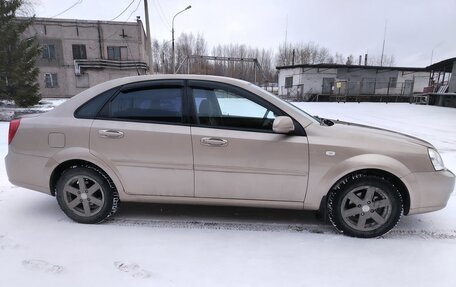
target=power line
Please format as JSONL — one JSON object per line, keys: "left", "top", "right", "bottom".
{"left": 125, "top": 0, "right": 142, "bottom": 22}
{"left": 50, "top": 0, "right": 83, "bottom": 18}
{"left": 156, "top": 0, "right": 171, "bottom": 29}
{"left": 154, "top": 0, "right": 171, "bottom": 30}
{"left": 104, "top": 0, "right": 143, "bottom": 40}
{"left": 110, "top": 0, "right": 136, "bottom": 21}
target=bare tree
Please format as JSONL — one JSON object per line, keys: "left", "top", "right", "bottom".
{"left": 334, "top": 53, "right": 345, "bottom": 64}
{"left": 16, "top": 0, "right": 35, "bottom": 16}
{"left": 276, "top": 42, "right": 334, "bottom": 66}
{"left": 151, "top": 33, "right": 395, "bottom": 83}
{"left": 151, "top": 39, "right": 172, "bottom": 73}
{"left": 367, "top": 54, "right": 396, "bottom": 66}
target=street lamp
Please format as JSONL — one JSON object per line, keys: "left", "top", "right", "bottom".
{"left": 172, "top": 5, "right": 192, "bottom": 74}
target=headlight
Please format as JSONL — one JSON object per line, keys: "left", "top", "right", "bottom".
{"left": 428, "top": 148, "right": 445, "bottom": 171}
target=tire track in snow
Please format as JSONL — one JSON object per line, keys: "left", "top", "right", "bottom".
{"left": 114, "top": 261, "right": 152, "bottom": 279}
{"left": 384, "top": 229, "right": 456, "bottom": 240}
{"left": 0, "top": 234, "right": 21, "bottom": 251}
{"left": 104, "top": 218, "right": 456, "bottom": 240}
{"left": 22, "top": 259, "right": 64, "bottom": 274}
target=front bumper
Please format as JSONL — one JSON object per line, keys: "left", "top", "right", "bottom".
{"left": 403, "top": 169, "right": 455, "bottom": 215}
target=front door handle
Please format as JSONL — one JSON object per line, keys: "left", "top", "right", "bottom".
{"left": 98, "top": 129, "right": 124, "bottom": 139}
{"left": 200, "top": 137, "right": 228, "bottom": 147}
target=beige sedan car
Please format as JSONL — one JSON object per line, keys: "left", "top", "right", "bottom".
{"left": 5, "top": 75, "right": 455, "bottom": 238}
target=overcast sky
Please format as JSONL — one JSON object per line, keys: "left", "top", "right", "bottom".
{"left": 33, "top": 0, "right": 456, "bottom": 67}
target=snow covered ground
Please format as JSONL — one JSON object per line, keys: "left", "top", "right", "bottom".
{"left": 0, "top": 102, "right": 455, "bottom": 287}
{"left": 0, "top": 98, "right": 67, "bottom": 120}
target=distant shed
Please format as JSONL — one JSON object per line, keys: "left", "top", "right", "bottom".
{"left": 276, "top": 63, "right": 429, "bottom": 100}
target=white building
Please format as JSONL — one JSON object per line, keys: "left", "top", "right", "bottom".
{"left": 277, "top": 63, "right": 430, "bottom": 100}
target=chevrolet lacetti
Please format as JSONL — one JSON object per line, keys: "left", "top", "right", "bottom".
{"left": 5, "top": 75, "right": 455, "bottom": 238}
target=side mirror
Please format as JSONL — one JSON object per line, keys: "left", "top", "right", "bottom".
{"left": 273, "top": 116, "right": 295, "bottom": 134}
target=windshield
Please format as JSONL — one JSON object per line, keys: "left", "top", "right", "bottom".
{"left": 247, "top": 83, "right": 320, "bottom": 124}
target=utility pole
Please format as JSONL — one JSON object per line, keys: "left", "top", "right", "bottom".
{"left": 284, "top": 14, "right": 288, "bottom": 64}
{"left": 144, "top": 0, "right": 153, "bottom": 73}
{"left": 430, "top": 42, "right": 443, "bottom": 65}
{"left": 380, "top": 20, "right": 387, "bottom": 67}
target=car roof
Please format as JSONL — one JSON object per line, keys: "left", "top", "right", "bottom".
{"left": 105, "top": 74, "right": 252, "bottom": 86}
{"left": 91, "top": 74, "right": 254, "bottom": 94}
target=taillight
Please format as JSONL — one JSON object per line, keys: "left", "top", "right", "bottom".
{"left": 8, "top": 119, "right": 21, "bottom": 145}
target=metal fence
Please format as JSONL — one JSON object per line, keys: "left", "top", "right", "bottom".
{"left": 280, "top": 79, "right": 418, "bottom": 103}
{"left": 259, "top": 83, "right": 278, "bottom": 95}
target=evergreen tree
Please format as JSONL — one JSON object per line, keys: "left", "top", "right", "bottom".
{"left": 0, "top": 0, "right": 40, "bottom": 107}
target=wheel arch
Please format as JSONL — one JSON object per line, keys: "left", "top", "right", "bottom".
{"left": 49, "top": 159, "right": 124, "bottom": 197}
{"left": 322, "top": 168, "right": 410, "bottom": 215}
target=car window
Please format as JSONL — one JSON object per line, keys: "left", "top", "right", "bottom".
{"left": 74, "top": 88, "right": 118, "bottom": 119}
{"left": 99, "top": 88, "right": 183, "bottom": 123}
{"left": 193, "top": 88, "right": 277, "bottom": 131}
{"left": 247, "top": 83, "right": 319, "bottom": 124}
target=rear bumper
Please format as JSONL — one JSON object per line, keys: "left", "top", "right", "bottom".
{"left": 404, "top": 169, "right": 455, "bottom": 215}
{"left": 5, "top": 151, "right": 52, "bottom": 195}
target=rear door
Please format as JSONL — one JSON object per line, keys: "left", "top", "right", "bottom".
{"left": 89, "top": 80, "right": 194, "bottom": 197}
{"left": 189, "top": 80, "right": 309, "bottom": 202}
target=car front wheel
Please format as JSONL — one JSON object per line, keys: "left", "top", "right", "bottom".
{"left": 327, "top": 174, "right": 403, "bottom": 238}
{"left": 56, "top": 166, "right": 119, "bottom": 224}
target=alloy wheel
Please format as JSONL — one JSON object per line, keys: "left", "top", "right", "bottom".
{"left": 62, "top": 175, "right": 105, "bottom": 217}
{"left": 340, "top": 185, "right": 393, "bottom": 232}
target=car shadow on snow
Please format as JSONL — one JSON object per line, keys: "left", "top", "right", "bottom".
{"left": 18, "top": 197, "right": 456, "bottom": 240}
{"left": 115, "top": 202, "right": 322, "bottom": 225}
{"left": 107, "top": 203, "right": 456, "bottom": 240}
{"left": 110, "top": 202, "right": 333, "bottom": 234}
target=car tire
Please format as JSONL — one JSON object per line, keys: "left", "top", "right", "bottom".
{"left": 327, "top": 174, "right": 403, "bottom": 238}
{"left": 56, "top": 166, "right": 119, "bottom": 224}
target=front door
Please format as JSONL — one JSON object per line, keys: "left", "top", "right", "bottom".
{"left": 189, "top": 80, "right": 309, "bottom": 202}
{"left": 89, "top": 80, "right": 194, "bottom": 197}
{"left": 404, "top": 80, "right": 414, "bottom": 95}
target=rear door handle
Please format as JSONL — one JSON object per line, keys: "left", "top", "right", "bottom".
{"left": 200, "top": 137, "right": 228, "bottom": 147}
{"left": 98, "top": 129, "right": 124, "bottom": 139}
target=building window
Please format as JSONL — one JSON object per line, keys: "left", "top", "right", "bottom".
{"left": 42, "top": 44, "right": 55, "bottom": 59}
{"left": 389, "top": 77, "right": 397, "bottom": 88}
{"left": 44, "top": 73, "right": 58, "bottom": 88}
{"left": 285, "top": 76, "right": 293, "bottom": 88}
{"left": 107, "top": 46, "right": 122, "bottom": 60}
{"left": 72, "top": 44, "right": 87, "bottom": 59}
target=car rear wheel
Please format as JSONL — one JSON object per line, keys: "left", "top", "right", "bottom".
{"left": 327, "top": 174, "right": 403, "bottom": 238}
{"left": 56, "top": 166, "right": 119, "bottom": 224}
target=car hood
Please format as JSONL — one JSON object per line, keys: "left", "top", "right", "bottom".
{"left": 330, "top": 120, "right": 434, "bottom": 149}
